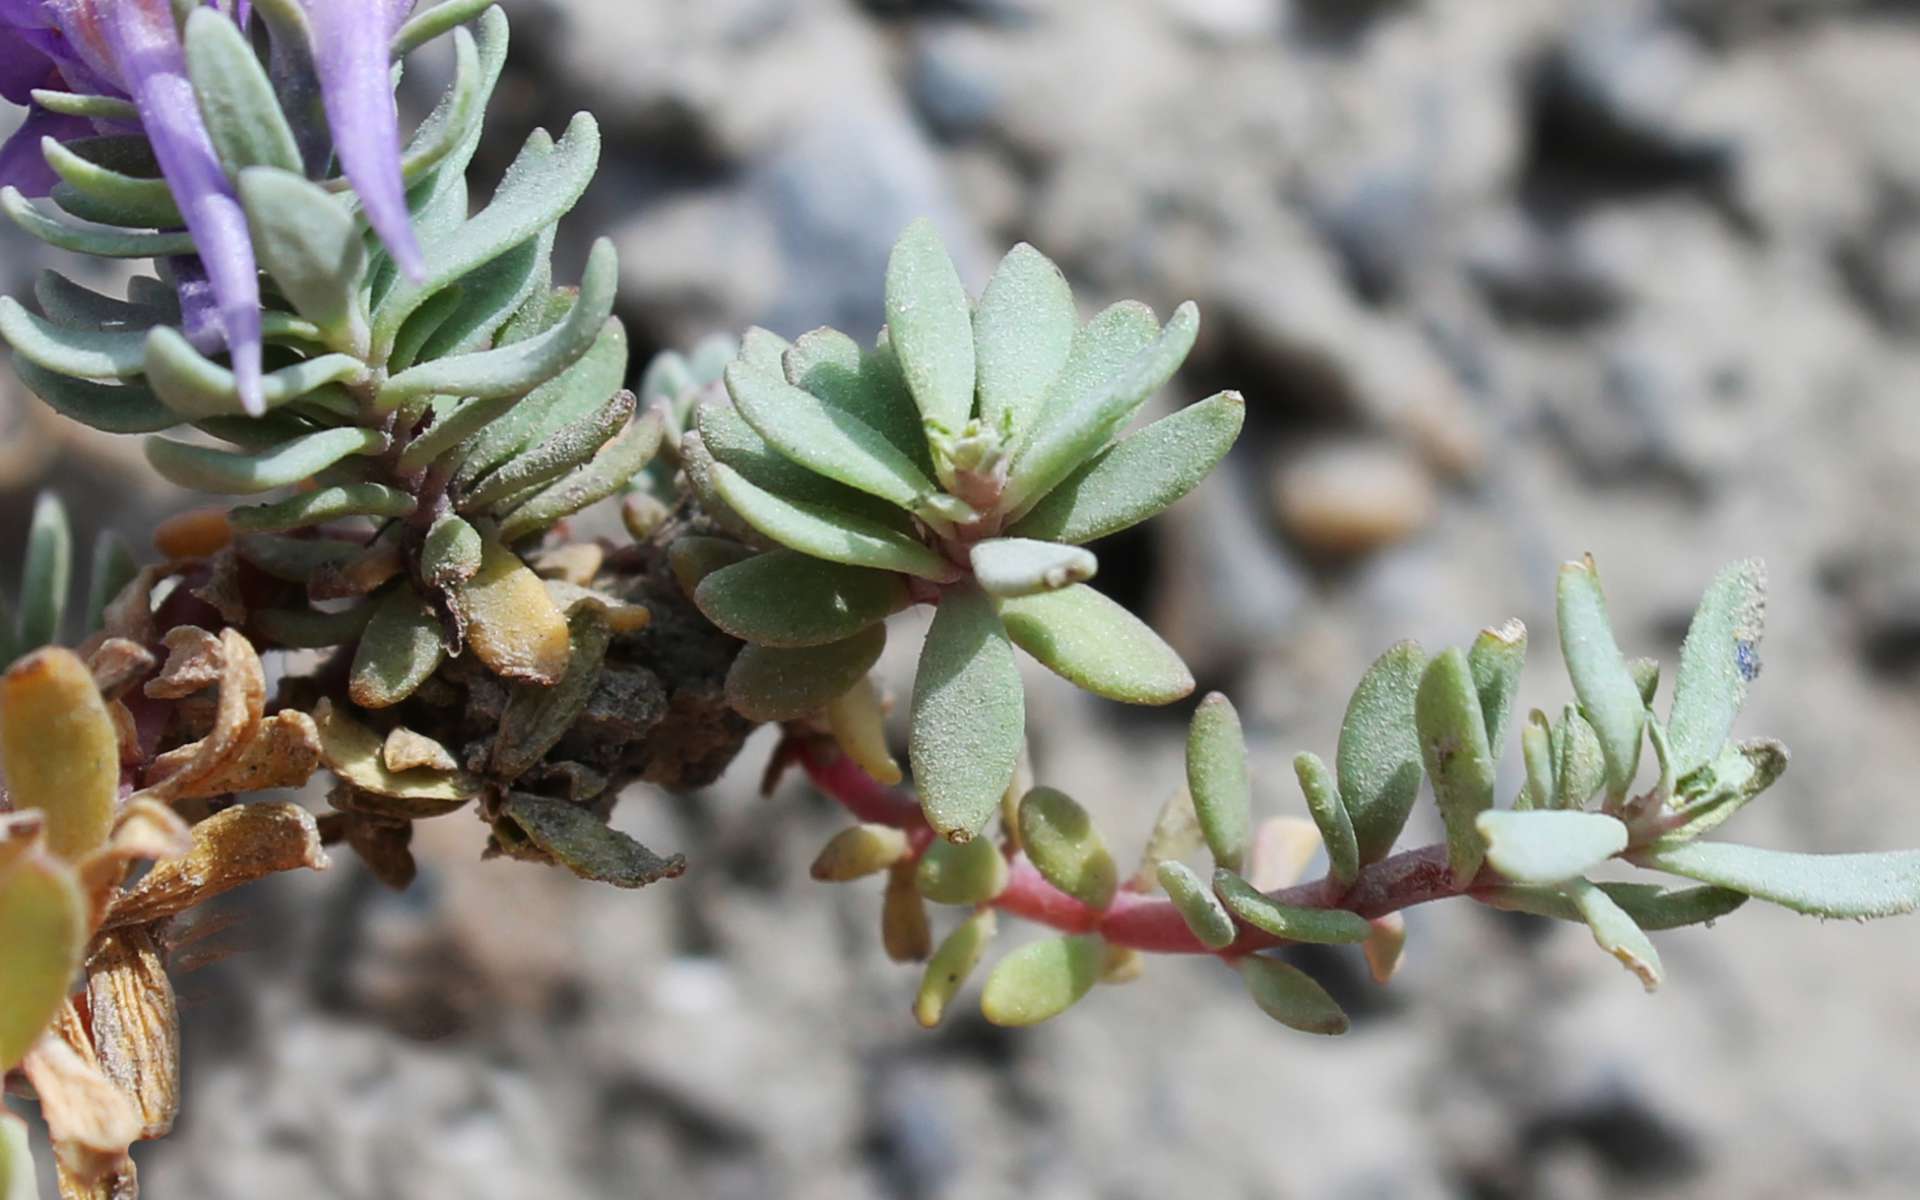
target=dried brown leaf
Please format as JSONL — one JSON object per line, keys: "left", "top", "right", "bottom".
{"left": 102, "top": 802, "right": 327, "bottom": 930}
{"left": 84, "top": 640, "right": 155, "bottom": 702}
{"left": 131, "top": 630, "right": 265, "bottom": 803}
{"left": 530, "top": 543, "right": 604, "bottom": 586}
{"left": 142, "top": 628, "right": 224, "bottom": 701}
{"left": 144, "top": 711, "right": 320, "bottom": 800}
{"left": 85, "top": 927, "right": 180, "bottom": 1139}
{"left": 342, "top": 815, "right": 416, "bottom": 890}
{"left": 20, "top": 1036, "right": 140, "bottom": 1187}
{"left": 381, "top": 727, "right": 458, "bottom": 773}
{"left": 187, "top": 549, "right": 248, "bottom": 626}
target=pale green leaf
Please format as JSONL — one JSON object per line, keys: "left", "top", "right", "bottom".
{"left": 1639, "top": 840, "right": 1920, "bottom": 920}
{"left": 349, "top": 588, "right": 447, "bottom": 709}
{"left": 83, "top": 532, "right": 136, "bottom": 633}
{"left": 973, "top": 243, "right": 1076, "bottom": 437}
{"left": 980, "top": 934, "right": 1104, "bottom": 1027}
{"left": 460, "top": 389, "right": 635, "bottom": 512}
{"left": 1337, "top": 641, "right": 1427, "bottom": 865}
{"left": 1468, "top": 618, "right": 1527, "bottom": 751}
{"left": 1213, "top": 871, "right": 1372, "bottom": 944}
{"left": 1240, "top": 957, "right": 1349, "bottom": 1035}
{"left": 10, "top": 360, "right": 178, "bottom": 435}
{"left": 883, "top": 218, "right": 976, "bottom": 436}
{"left": 184, "top": 9, "right": 303, "bottom": 174}
{"left": 915, "top": 837, "right": 1009, "bottom": 905}
{"left": 1007, "top": 391, "right": 1244, "bottom": 545}
{"left": 724, "top": 625, "right": 886, "bottom": 723}
{"left": 1520, "top": 710, "right": 1554, "bottom": 812}
{"left": 144, "top": 426, "right": 388, "bottom": 495}
{"left": 997, "top": 583, "right": 1193, "bottom": 705}
{"left": 693, "top": 401, "right": 916, "bottom": 530}
{"left": 0, "top": 852, "right": 87, "bottom": 1071}
{"left": 1557, "top": 557, "right": 1645, "bottom": 798}
{"left": 495, "top": 409, "right": 666, "bottom": 542}
{"left": 1553, "top": 704, "right": 1607, "bottom": 810}
{"left": 1018, "top": 786, "right": 1118, "bottom": 909}
{"left": 1479, "top": 881, "right": 1747, "bottom": 931}
{"left": 1294, "top": 751, "right": 1358, "bottom": 886}
{"left": 709, "top": 461, "right": 957, "bottom": 582}
{"left": 1186, "top": 692, "right": 1251, "bottom": 871}
{"left": 1157, "top": 859, "right": 1237, "bottom": 950}
{"left": 724, "top": 358, "right": 940, "bottom": 511}
{"left": 238, "top": 166, "right": 369, "bottom": 351}
{"left": 1476, "top": 810, "right": 1628, "bottom": 886}
{"left": 694, "top": 551, "right": 907, "bottom": 648}
{"left": 1415, "top": 647, "right": 1497, "bottom": 883}
{"left": 915, "top": 909, "right": 996, "bottom": 1028}
{"left": 17, "top": 495, "right": 70, "bottom": 650}
{"left": 0, "top": 295, "right": 147, "bottom": 378}
{"left": 969, "top": 538, "right": 1097, "bottom": 599}
{"left": 43, "top": 137, "right": 178, "bottom": 229}
{"left": 229, "top": 483, "right": 417, "bottom": 533}
{"left": 1, "top": 187, "right": 194, "bottom": 257}
{"left": 1660, "top": 738, "right": 1788, "bottom": 844}
{"left": 1668, "top": 559, "right": 1766, "bottom": 781}
{"left": 391, "top": 0, "right": 493, "bottom": 57}
{"left": 909, "top": 582, "right": 1024, "bottom": 841}
{"left": 1565, "top": 877, "right": 1662, "bottom": 991}
{"left": 144, "top": 326, "right": 366, "bottom": 420}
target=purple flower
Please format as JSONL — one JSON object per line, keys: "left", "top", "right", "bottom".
{"left": 305, "top": 0, "right": 423, "bottom": 281}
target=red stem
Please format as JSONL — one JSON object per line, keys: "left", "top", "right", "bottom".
{"left": 798, "top": 744, "right": 1488, "bottom": 957}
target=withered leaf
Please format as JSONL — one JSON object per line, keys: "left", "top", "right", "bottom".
{"left": 452, "top": 535, "right": 572, "bottom": 685}
{"left": 103, "top": 802, "right": 327, "bottom": 930}
{"left": 342, "top": 815, "right": 416, "bottom": 891}
{"left": 85, "top": 639, "right": 156, "bottom": 702}
{"left": 531, "top": 543, "right": 604, "bottom": 586}
{"left": 881, "top": 860, "right": 932, "bottom": 962}
{"left": 313, "top": 699, "right": 478, "bottom": 813}
{"left": 186, "top": 549, "right": 248, "bottom": 626}
{"left": 381, "top": 727, "right": 458, "bottom": 774}
{"left": 132, "top": 629, "right": 266, "bottom": 803}
{"left": 85, "top": 927, "right": 180, "bottom": 1139}
{"left": 75, "top": 799, "right": 193, "bottom": 929}
{"left": 0, "top": 648, "right": 119, "bottom": 861}
{"left": 496, "top": 793, "right": 685, "bottom": 888}
{"left": 143, "top": 627, "right": 224, "bottom": 701}
{"left": 490, "top": 606, "right": 612, "bottom": 780}
{"left": 143, "top": 710, "right": 321, "bottom": 801}
{"left": 543, "top": 579, "right": 651, "bottom": 633}
{"left": 19, "top": 1036, "right": 140, "bottom": 1187}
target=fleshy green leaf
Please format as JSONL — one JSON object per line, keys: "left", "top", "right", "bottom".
{"left": 997, "top": 584, "right": 1193, "bottom": 705}
{"left": 16, "top": 495, "right": 70, "bottom": 651}
{"left": 1337, "top": 641, "right": 1427, "bottom": 865}
{"left": 780, "top": 328, "right": 932, "bottom": 474}
{"left": 1240, "top": 957, "right": 1349, "bottom": 1035}
{"left": 0, "top": 648, "right": 116, "bottom": 860}
{"left": 725, "top": 625, "right": 886, "bottom": 722}
{"left": 973, "top": 243, "right": 1076, "bottom": 438}
{"left": 349, "top": 588, "right": 448, "bottom": 709}
{"left": 420, "top": 513, "right": 483, "bottom": 588}
{"left": 1557, "top": 557, "right": 1645, "bottom": 799}
{"left": 883, "top": 218, "right": 976, "bottom": 437}
{"left": 184, "top": 9, "right": 304, "bottom": 174}
{"left": 497, "top": 793, "right": 685, "bottom": 888}
{"left": 1668, "top": 559, "right": 1766, "bottom": 781}
{"left": 0, "top": 850, "right": 88, "bottom": 1071}
{"left": 1553, "top": 704, "right": 1607, "bottom": 810}
{"left": 1476, "top": 810, "right": 1628, "bottom": 886}
{"left": 1565, "top": 877, "right": 1662, "bottom": 991}
{"left": 380, "top": 239, "right": 619, "bottom": 410}
{"left": 725, "top": 359, "right": 941, "bottom": 514}
{"left": 1186, "top": 692, "right": 1251, "bottom": 871}
{"left": 915, "top": 837, "right": 1010, "bottom": 905}
{"left": 43, "top": 137, "right": 179, "bottom": 229}
{"left": 460, "top": 389, "right": 635, "bottom": 512}
{"left": 915, "top": 909, "right": 996, "bottom": 1028}
{"left": 1415, "top": 647, "right": 1497, "bottom": 884}
{"left": 494, "top": 409, "right": 667, "bottom": 543}
{"left": 1157, "top": 859, "right": 1237, "bottom": 950}
{"left": 0, "top": 295, "right": 147, "bottom": 378}
{"left": 1, "top": 187, "right": 194, "bottom": 257}
{"left": 1468, "top": 619, "right": 1527, "bottom": 751}
{"left": 9, "top": 359, "right": 178, "bottom": 435}
{"left": 1629, "top": 657, "right": 1661, "bottom": 706}
{"left": 980, "top": 934, "right": 1104, "bottom": 1027}
{"left": 910, "top": 582, "right": 1024, "bottom": 842}
{"left": 145, "top": 426, "right": 388, "bottom": 494}
{"left": 84, "top": 532, "right": 136, "bottom": 633}
{"left": 490, "top": 606, "right": 614, "bottom": 780}
{"left": 143, "top": 326, "right": 366, "bottom": 420}
{"left": 709, "top": 461, "right": 958, "bottom": 583}
{"left": 969, "top": 538, "right": 1097, "bottom": 599}
{"left": 451, "top": 300, "right": 628, "bottom": 483}
{"left": 391, "top": 0, "right": 494, "bottom": 57}
{"left": 238, "top": 167, "right": 369, "bottom": 352}
{"left": 1018, "top": 786, "right": 1118, "bottom": 909}
{"left": 1213, "top": 871, "right": 1372, "bottom": 944}
{"left": 1003, "top": 301, "right": 1198, "bottom": 519}
{"left": 1294, "top": 752, "right": 1359, "bottom": 886}
{"left": 1007, "top": 391, "right": 1244, "bottom": 545}
{"left": 1638, "top": 840, "right": 1920, "bottom": 920}
{"left": 1520, "top": 711, "right": 1554, "bottom": 811}
{"left": 692, "top": 401, "right": 915, "bottom": 531}
{"left": 1480, "top": 881, "right": 1747, "bottom": 931}
{"left": 694, "top": 551, "right": 907, "bottom": 648}
{"left": 229, "top": 483, "right": 417, "bottom": 533}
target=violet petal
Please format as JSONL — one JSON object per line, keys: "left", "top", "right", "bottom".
{"left": 304, "top": 0, "right": 424, "bottom": 280}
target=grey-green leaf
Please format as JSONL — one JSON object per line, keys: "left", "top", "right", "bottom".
{"left": 144, "top": 427, "right": 388, "bottom": 494}
{"left": 498, "top": 793, "right": 685, "bottom": 889}
{"left": 724, "top": 358, "right": 939, "bottom": 511}
{"left": 1294, "top": 752, "right": 1359, "bottom": 886}
{"left": 695, "top": 551, "right": 908, "bottom": 648}
{"left": 1, "top": 187, "right": 194, "bottom": 257}
{"left": 883, "top": 218, "right": 976, "bottom": 436}
{"left": 1557, "top": 557, "right": 1645, "bottom": 799}
{"left": 1213, "top": 870, "right": 1372, "bottom": 944}
{"left": 1003, "top": 300, "right": 1198, "bottom": 520}
{"left": 1240, "top": 957, "right": 1349, "bottom": 1035}
{"left": 1186, "top": 692, "right": 1251, "bottom": 872}
{"left": 1667, "top": 559, "right": 1766, "bottom": 781}
{"left": 1638, "top": 840, "right": 1920, "bottom": 920}
{"left": 144, "top": 326, "right": 366, "bottom": 420}
{"left": 997, "top": 584, "right": 1193, "bottom": 705}
{"left": 18, "top": 494, "right": 71, "bottom": 649}
{"left": 229, "top": 483, "right": 417, "bottom": 533}
{"left": 1564, "top": 878, "right": 1662, "bottom": 991}
{"left": 1553, "top": 704, "right": 1607, "bottom": 810}
{"left": 973, "top": 243, "right": 1076, "bottom": 437}
{"left": 84, "top": 532, "right": 136, "bottom": 633}
{"left": 1157, "top": 859, "right": 1238, "bottom": 949}
{"left": 238, "top": 167, "right": 369, "bottom": 351}
{"left": 1337, "top": 641, "right": 1427, "bottom": 865}
{"left": 349, "top": 588, "right": 448, "bottom": 709}
{"left": 10, "top": 360, "right": 178, "bottom": 435}
{"left": 969, "top": 538, "right": 1097, "bottom": 599}
{"left": 1476, "top": 810, "right": 1628, "bottom": 886}
{"left": 909, "top": 582, "right": 1024, "bottom": 842}
{"left": 1018, "top": 786, "right": 1118, "bottom": 910}
{"left": 184, "top": 9, "right": 304, "bottom": 175}
{"left": 1481, "top": 881, "right": 1747, "bottom": 932}
{"left": 709, "top": 461, "right": 958, "bottom": 583}
{"left": 0, "top": 295, "right": 147, "bottom": 378}
{"left": 1007, "top": 391, "right": 1244, "bottom": 545}
{"left": 724, "top": 625, "right": 886, "bottom": 723}
{"left": 1415, "top": 647, "right": 1497, "bottom": 884}
{"left": 496, "top": 409, "right": 668, "bottom": 542}
{"left": 1661, "top": 738, "right": 1788, "bottom": 844}
{"left": 1467, "top": 618, "right": 1527, "bottom": 751}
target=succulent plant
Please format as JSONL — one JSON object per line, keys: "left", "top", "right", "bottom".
{"left": 684, "top": 220, "right": 1246, "bottom": 840}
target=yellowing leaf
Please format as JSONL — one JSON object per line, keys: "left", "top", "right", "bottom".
{"left": 452, "top": 534, "right": 572, "bottom": 685}
{"left": 0, "top": 648, "right": 118, "bottom": 861}
{"left": 0, "top": 849, "right": 87, "bottom": 1071}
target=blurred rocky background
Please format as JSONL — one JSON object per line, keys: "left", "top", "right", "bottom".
{"left": 7, "top": 0, "right": 1920, "bottom": 1195}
